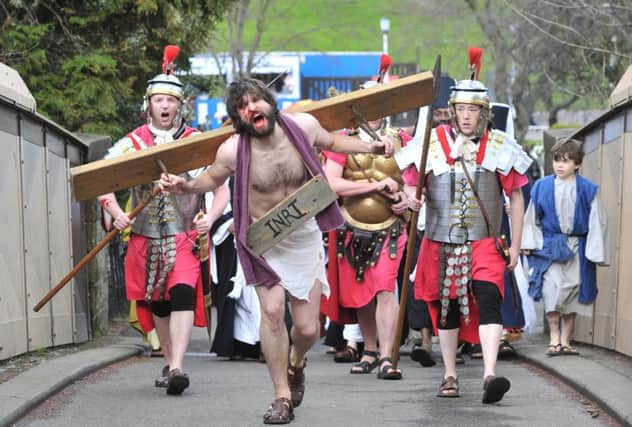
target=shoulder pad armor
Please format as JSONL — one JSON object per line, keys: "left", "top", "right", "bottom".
{"left": 426, "top": 129, "right": 450, "bottom": 176}
{"left": 480, "top": 129, "right": 532, "bottom": 175}
{"left": 104, "top": 133, "right": 146, "bottom": 160}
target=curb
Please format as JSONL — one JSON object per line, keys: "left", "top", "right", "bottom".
{"left": 0, "top": 344, "right": 143, "bottom": 427}
{"left": 518, "top": 352, "right": 632, "bottom": 427}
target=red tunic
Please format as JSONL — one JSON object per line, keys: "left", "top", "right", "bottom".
{"left": 118, "top": 124, "right": 207, "bottom": 332}
{"left": 321, "top": 130, "right": 414, "bottom": 313}
{"left": 125, "top": 231, "right": 202, "bottom": 300}
{"left": 413, "top": 127, "right": 528, "bottom": 342}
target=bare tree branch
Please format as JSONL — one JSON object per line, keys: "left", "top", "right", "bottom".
{"left": 502, "top": 0, "right": 632, "bottom": 59}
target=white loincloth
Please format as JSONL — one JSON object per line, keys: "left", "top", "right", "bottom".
{"left": 261, "top": 217, "right": 330, "bottom": 301}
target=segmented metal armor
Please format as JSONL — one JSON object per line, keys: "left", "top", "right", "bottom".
{"left": 335, "top": 127, "right": 408, "bottom": 281}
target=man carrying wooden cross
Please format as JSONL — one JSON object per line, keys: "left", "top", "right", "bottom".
{"left": 160, "top": 77, "right": 394, "bottom": 425}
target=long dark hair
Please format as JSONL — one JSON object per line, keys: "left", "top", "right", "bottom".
{"left": 225, "top": 78, "right": 278, "bottom": 125}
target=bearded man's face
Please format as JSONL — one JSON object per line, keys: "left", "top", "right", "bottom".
{"left": 235, "top": 93, "right": 278, "bottom": 138}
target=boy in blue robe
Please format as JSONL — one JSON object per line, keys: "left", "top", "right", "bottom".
{"left": 522, "top": 139, "right": 609, "bottom": 356}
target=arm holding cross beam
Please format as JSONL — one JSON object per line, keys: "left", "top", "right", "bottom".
{"left": 160, "top": 136, "right": 237, "bottom": 195}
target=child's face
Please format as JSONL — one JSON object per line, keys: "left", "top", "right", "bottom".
{"left": 553, "top": 155, "right": 579, "bottom": 180}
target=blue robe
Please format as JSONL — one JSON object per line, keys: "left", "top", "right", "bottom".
{"left": 527, "top": 174, "right": 598, "bottom": 304}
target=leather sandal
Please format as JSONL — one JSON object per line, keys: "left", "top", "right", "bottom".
{"left": 376, "top": 357, "right": 402, "bottom": 380}
{"left": 437, "top": 376, "right": 460, "bottom": 397}
{"left": 166, "top": 368, "right": 190, "bottom": 395}
{"left": 546, "top": 343, "right": 562, "bottom": 357}
{"left": 287, "top": 351, "right": 306, "bottom": 408}
{"left": 263, "top": 397, "right": 294, "bottom": 425}
{"left": 482, "top": 375, "right": 511, "bottom": 404}
{"left": 498, "top": 340, "right": 517, "bottom": 359}
{"left": 350, "top": 350, "right": 379, "bottom": 374}
{"left": 334, "top": 345, "right": 360, "bottom": 363}
{"left": 559, "top": 345, "right": 580, "bottom": 356}
{"left": 154, "top": 364, "right": 169, "bottom": 388}
{"left": 411, "top": 344, "right": 436, "bottom": 367}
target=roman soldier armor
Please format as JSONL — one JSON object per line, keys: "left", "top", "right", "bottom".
{"left": 335, "top": 122, "right": 409, "bottom": 282}
{"left": 423, "top": 48, "right": 532, "bottom": 324}
{"left": 104, "top": 45, "right": 204, "bottom": 301}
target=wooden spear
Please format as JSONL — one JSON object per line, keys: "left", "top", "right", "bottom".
{"left": 33, "top": 186, "right": 161, "bottom": 312}
{"left": 391, "top": 55, "right": 441, "bottom": 369}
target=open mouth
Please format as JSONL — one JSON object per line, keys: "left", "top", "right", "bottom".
{"left": 161, "top": 112, "right": 170, "bottom": 119}
{"left": 251, "top": 113, "right": 265, "bottom": 126}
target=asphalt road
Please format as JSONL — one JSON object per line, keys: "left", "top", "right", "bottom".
{"left": 16, "top": 329, "right": 614, "bottom": 427}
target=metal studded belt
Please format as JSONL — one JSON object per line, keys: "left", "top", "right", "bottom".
{"left": 144, "top": 236, "right": 177, "bottom": 301}
{"left": 438, "top": 242, "right": 473, "bottom": 326}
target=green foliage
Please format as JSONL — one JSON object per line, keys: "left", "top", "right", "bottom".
{"left": 208, "top": 0, "right": 485, "bottom": 78}
{"left": 0, "top": 0, "right": 234, "bottom": 139}
{"left": 551, "top": 123, "right": 582, "bottom": 130}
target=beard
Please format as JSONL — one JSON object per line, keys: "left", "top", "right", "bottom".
{"left": 432, "top": 117, "right": 451, "bottom": 128}
{"left": 235, "top": 107, "right": 278, "bottom": 138}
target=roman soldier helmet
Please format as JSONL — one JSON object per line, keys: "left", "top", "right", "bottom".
{"left": 359, "top": 53, "right": 392, "bottom": 90}
{"left": 357, "top": 53, "right": 393, "bottom": 130}
{"left": 143, "top": 45, "right": 185, "bottom": 126}
{"left": 449, "top": 47, "right": 490, "bottom": 137}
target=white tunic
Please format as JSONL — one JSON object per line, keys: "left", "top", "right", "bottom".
{"left": 522, "top": 175, "right": 609, "bottom": 315}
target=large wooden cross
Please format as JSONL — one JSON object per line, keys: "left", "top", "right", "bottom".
{"left": 71, "top": 71, "right": 433, "bottom": 201}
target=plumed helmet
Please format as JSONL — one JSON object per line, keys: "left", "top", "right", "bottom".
{"left": 449, "top": 79, "right": 489, "bottom": 108}
{"left": 146, "top": 73, "right": 184, "bottom": 100}
{"left": 448, "top": 47, "right": 489, "bottom": 108}
{"left": 146, "top": 45, "right": 184, "bottom": 100}
{"left": 359, "top": 53, "right": 393, "bottom": 90}
{"left": 143, "top": 45, "right": 185, "bottom": 126}
{"left": 448, "top": 47, "right": 490, "bottom": 137}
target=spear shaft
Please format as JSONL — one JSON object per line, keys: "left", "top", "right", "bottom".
{"left": 391, "top": 55, "right": 441, "bottom": 369}
{"left": 34, "top": 187, "right": 161, "bottom": 312}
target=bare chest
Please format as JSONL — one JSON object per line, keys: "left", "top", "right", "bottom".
{"left": 249, "top": 142, "right": 306, "bottom": 194}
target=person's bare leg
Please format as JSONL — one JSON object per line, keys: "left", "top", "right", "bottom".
{"left": 375, "top": 290, "right": 399, "bottom": 372}
{"left": 256, "top": 284, "right": 291, "bottom": 400}
{"left": 169, "top": 310, "right": 194, "bottom": 371}
{"left": 153, "top": 314, "right": 173, "bottom": 367}
{"left": 421, "top": 327, "right": 433, "bottom": 348}
{"left": 355, "top": 300, "right": 378, "bottom": 357}
{"left": 560, "top": 313, "right": 576, "bottom": 348}
{"left": 438, "top": 328, "right": 459, "bottom": 379}
{"left": 288, "top": 280, "right": 322, "bottom": 367}
{"left": 286, "top": 280, "right": 323, "bottom": 407}
{"left": 479, "top": 323, "right": 502, "bottom": 379}
{"left": 546, "top": 311, "right": 561, "bottom": 346}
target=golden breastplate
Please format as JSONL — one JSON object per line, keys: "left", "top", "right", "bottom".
{"left": 341, "top": 129, "right": 404, "bottom": 231}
